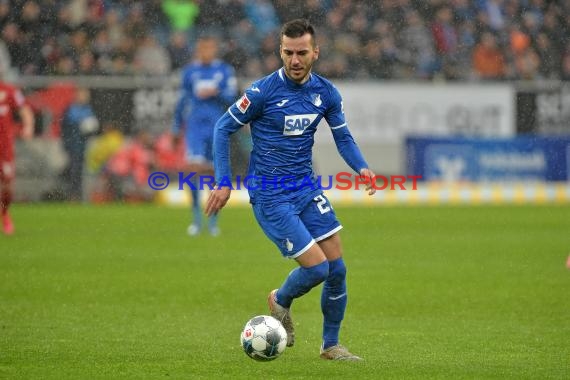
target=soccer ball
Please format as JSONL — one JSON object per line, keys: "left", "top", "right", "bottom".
{"left": 240, "top": 315, "right": 287, "bottom": 361}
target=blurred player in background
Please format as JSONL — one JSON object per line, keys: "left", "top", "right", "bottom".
{"left": 206, "top": 19, "right": 375, "bottom": 360}
{"left": 173, "top": 35, "right": 237, "bottom": 236}
{"left": 61, "top": 87, "right": 99, "bottom": 202}
{"left": 0, "top": 74, "right": 34, "bottom": 235}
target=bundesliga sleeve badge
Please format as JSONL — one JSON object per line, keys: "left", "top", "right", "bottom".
{"left": 236, "top": 94, "right": 251, "bottom": 114}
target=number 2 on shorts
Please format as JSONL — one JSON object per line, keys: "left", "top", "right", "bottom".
{"left": 314, "top": 194, "right": 331, "bottom": 214}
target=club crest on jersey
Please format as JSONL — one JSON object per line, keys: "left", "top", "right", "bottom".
{"left": 283, "top": 114, "right": 318, "bottom": 136}
{"left": 312, "top": 93, "right": 322, "bottom": 107}
{"left": 236, "top": 94, "right": 251, "bottom": 113}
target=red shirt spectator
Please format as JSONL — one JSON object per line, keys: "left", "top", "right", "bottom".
{"left": 0, "top": 82, "right": 32, "bottom": 164}
{"left": 0, "top": 79, "right": 34, "bottom": 234}
{"left": 431, "top": 7, "right": 458, "bottom": 55}
{"left": 107, "top": 131, "right": 154, "bottom": 185}
{"left": 154, "top": 131, "right": 185, "bottom": 172}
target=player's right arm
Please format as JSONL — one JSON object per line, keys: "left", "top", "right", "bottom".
{"left": 205, "top": 112, "right": 241, "bottom": 216}
{"left": 213, "top": 85, "right": 264, "bottom": 185}
{"left": 205, "top": 85, "right": 264, "bottom": 216}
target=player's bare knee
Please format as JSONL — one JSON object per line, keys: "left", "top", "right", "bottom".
{"left": 318, "top": 234, "right": 343, "bottom": 261}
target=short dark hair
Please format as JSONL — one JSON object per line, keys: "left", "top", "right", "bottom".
{"left": 280, "top": 19, "right": 316, "bottom": 44}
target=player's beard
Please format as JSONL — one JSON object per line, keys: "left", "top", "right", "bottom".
{"left": 285, "top": 59, "right": 315, "bottom": 84}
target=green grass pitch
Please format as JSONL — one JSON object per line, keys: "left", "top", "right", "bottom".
{"left": 1, "top": 203, "right": 569, "bottom": 379}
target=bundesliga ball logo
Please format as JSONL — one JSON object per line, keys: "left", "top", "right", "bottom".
{"left": 240, "top": 315, "right": 287, "bottom": 361}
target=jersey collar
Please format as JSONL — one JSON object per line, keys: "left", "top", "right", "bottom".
{"left": 279, "top": 67, "right": 313, "bottom": 89}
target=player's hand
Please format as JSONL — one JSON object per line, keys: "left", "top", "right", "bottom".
{"left": 196, "top": 88, "right": 219, "bottom": 99}
{"left": 205, "top": 186, "right": 231, "bottom": 216}
{"left": 359, "top": 168, "right": 376, "bottom": 196}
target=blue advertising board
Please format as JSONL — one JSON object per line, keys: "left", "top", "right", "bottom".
{"left": 406, "top": 136, "right": 570, "bottom": 181}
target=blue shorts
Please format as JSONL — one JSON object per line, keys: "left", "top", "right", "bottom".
{"left": 252, "top": 193, "right": 342, "bottom": 259}
{"left": 185, "top": 131, "right": 213, "bottom": 164}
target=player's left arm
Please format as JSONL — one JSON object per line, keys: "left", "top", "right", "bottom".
{"left": 13, "top": 88, "right": 34, "bottom": 140}
{"left": 173, "top": 69, "right": 192, "bottom": 135}
{"left": 331, "top": 127, "right": 376, "bottom": 195}
{"left": 18, "top": 104, "right": 34, "bottom": 140}
{"left": 326, "top": 87, "right": 376, "bottom": 195}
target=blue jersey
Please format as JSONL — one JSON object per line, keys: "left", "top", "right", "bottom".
{"left": 61, "top": 103, "right": 98, "bottom": 155}
{"left": 214, "top": 68, "right": 368, "bottom": 204}
{"left": 173, "top": 59, "right": 237, "bottom": 141}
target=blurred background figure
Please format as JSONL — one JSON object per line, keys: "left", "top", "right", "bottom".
{"left": 132, "top": 34, "right": 171, "bottom": 75}
{"left": 0, "top": 71, "right": 34, "bottom": 234}
{"left": 60, "top": 87, "right": 99, "bottom": 202}
{"left": 161, "top": 0, "right": 199, "bottom": 41}
{"left": 104, "top": 129, "right": 155, "bottom": 202}
{"left": 85, "top": 120, "right": 124, "bottom": 202}
{"left": 472, "top": 31, "right": 507, "bottom": 80}
{"left": 86, "top": 121, "right": 125, "bottom": 177}
{"left": 172, "top": 35, "right": 237, "bottom": 237}
{"left": 167, "top": 31, "right": 192, "bottom": 71}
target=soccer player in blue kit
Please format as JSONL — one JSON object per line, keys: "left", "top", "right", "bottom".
{"left": 173, "top": 35, "right": 237, "bottom": 236}
{"left": 205, "top": 19, "right": 376, "bottom": 360}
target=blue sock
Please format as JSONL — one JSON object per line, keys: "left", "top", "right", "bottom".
{"left": 190, "top": 185, "right": 201, "bottom": 227}
{"left": 275, "top": 261, "right": 329, "bottom": 309}
{"left": 208, "top": 212, "right": 218, "bottom": 230}
{"left": 321, "top": 258, "right": 347, "bottom": 349}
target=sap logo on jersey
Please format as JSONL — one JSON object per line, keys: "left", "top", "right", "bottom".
{"left": 283, "top": 114, "right": 318, "bottom": 136}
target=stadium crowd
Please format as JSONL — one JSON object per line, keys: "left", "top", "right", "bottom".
{"left": 1, "top": 0, "right": 570, "bottom": 81}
